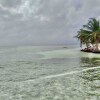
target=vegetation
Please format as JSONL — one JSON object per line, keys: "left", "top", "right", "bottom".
{"left": 75, "top": 18, "right": 100, "bottom": 52}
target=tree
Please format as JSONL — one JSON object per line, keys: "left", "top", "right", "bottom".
{"left": 83, "top": 18, "right": 100, "bottom": 50}
{"left": 75, "top": 29, "right": 91, "bottom": 48}
{"left": 76, "top": 18, "right": 100, "bottom": 51}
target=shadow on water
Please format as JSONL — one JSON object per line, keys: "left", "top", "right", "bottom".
{"left": 80, "top": 57, "right": 100, "bottom": 67}
{"left": 75, "top": 56, "right": 100, "bottom": 99}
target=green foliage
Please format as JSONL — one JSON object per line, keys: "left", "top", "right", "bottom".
{"left": 75, "top": 18, "right": 100, "bottom": 50}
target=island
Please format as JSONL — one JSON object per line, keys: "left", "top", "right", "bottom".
{"left": 75, "top": 18, "right": 100, "bottom": 53}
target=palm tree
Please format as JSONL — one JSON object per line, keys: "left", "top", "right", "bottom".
{"left": 91, "top": 30, "right": 100, "bottom": 50}
{"left": 83, "top": 18, "right": 100, "bottom": 50}
{"left": 76, "top": 18, "right": 100, "bottom": 51}
{"left": 75, "top": 28, "right": 91, "bottom": 48}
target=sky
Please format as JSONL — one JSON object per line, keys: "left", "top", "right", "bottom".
{"left": 0, "top": 0, "right": 100, "bottom": 46}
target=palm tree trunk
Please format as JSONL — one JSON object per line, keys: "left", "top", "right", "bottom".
{"left": 95, "top": 40, "right": 99, "bottom": 51}
{"left": 86, "top": 42, "right": 89, "bottom": 48}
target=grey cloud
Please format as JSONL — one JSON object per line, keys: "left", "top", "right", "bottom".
{"left": 0, "top": 0, "right": 22, "bottom": 7}
{"left": 0, "top": 0, "right": 100, "bottom": 46}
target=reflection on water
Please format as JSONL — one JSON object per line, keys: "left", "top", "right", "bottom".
{"left": 0, "top": 46, "right": 100, "bottom": 100}
{"left": 79, "top": 57, "right": 100, "bottom": 99}
{"left": 80, "top": 57, "right": 100, "bottom": 68}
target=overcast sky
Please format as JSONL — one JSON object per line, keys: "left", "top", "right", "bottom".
{"left": 0, "top": 0, "right": 100, "bottom": 46}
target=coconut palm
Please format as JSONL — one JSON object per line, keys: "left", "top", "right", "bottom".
{"left": 75, "top": 28, "right": 91, "bottom": 48}
{"left": 76, "top": 18, "right": 100, "bottom": 51}
{"left": 91, "top": 30, "right": 100, "bottom": 50}
{"left": 83, "top": 18, "right": 100, "bottom": 50}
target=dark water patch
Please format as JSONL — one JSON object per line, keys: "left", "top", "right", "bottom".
{"left": 80, "top": 57, "right": 100, "bottom": 67}
{"left": 15, "top": 61, "right": 40, "bottom": 67}
{"left": 0, "top": 67, "right": 4, "bottom": 69}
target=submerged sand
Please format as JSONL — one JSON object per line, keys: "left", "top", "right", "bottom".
{"left": 0, "top": 46, "right": 100, "bottom": 100}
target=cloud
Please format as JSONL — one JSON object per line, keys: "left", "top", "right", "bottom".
{"left": 0, "top": 0, "right": 100, "bottom": 46}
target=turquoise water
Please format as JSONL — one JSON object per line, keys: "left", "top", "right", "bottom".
{"left": 0, "top": 46, "right": 100, "bottom": 100}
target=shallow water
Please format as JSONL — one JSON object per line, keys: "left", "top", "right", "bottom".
{"left": 0, "top": 46, "right": 100, "bottom": 100}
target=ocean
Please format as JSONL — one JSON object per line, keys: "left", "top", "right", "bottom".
{"left": 0, "top": 46, "right": 100, "bottom": 100}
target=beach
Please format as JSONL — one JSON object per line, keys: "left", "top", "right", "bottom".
{"left": 0, "top": 46, "right": 100, "bottom": 100}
